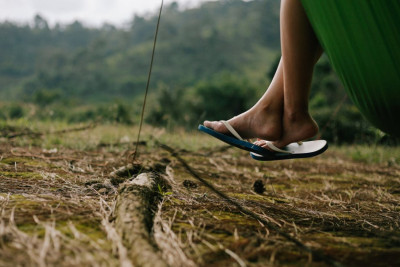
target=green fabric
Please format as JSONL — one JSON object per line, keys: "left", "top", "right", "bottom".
{"left": 301, "top": 0, "right": 400, "bottom": 137}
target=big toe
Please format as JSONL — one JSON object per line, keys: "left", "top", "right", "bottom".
{"left": 204, "top": 120, "right": 226, "bottom": 132}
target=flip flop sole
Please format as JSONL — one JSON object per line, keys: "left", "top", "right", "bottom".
{"left": 250, "top": 140, "right": 328, "bottom": 161}
{"left": 198, "top": 124, "right": 275, "bottom": 156}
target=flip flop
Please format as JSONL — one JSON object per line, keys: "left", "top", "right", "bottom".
{"left": 250, "top": 140, "right": 328, "bottom": 161}
{"left": 198, "top": 122, "right": 276, "bottom": 156}
{"left": 198, "top": 122, "right": 328, "bottom": 160}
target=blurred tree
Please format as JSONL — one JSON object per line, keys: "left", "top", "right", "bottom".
{"left": 147, "top": 74, "right": 260, "bottom": 129}
{"left": 33, "top": 14, "right": 49, "bottom": 30}
{"left": 33, "top": 88, "right": 62, "bottom": 106}
{"left": 193, "top": 76, "right": 259, "bottom": 121}
{"left": 8, "top": 104, "right": 24, "bottom": 119}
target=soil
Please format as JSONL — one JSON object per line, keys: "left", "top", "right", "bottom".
{"left": 0, "top": 125, "right": 399, "bottom": 266}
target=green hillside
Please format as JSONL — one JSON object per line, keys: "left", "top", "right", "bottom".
{"left": 0, "top": 0, "right": 280, "bottom": 103}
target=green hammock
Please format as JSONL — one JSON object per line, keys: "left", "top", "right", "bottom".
{"left": 301, "top": 0, "right": 400, "bottom": 137}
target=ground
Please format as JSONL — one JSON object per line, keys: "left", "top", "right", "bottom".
{"left": 0, "top": 121, "right": 399, "bottom": 266}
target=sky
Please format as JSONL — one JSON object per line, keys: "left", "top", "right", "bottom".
{"left": 0, "top": 0, "right": 213, "bottom": 27}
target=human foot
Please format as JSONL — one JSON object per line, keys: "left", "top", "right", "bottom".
{"left": 203, "top": 106, "right": 282, "bottom": 141}
{"left": 260, "top": 111, "right": 318, "bottom": 149}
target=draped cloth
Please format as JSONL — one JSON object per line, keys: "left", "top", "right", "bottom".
{"left": 301, "top": 0, "right": 400, "bottom": 137}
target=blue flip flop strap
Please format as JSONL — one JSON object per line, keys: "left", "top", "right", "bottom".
{"left": 221, "top": 121, "right": 295, "bottom": 154}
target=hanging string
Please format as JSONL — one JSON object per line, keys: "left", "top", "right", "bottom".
{"left": 130, "top": 0, "right": 164, "bottom": 164}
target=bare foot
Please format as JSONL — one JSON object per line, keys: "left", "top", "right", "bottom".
{"left": 203, "top": 104, "right": 282, "bottom": 141}
{"left": 267, "top": 111, "right": 318, "bottom": 148}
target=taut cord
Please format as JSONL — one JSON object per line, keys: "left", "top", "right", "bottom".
{"left": 131, "top": 0, "right": 164, "bottom": 164}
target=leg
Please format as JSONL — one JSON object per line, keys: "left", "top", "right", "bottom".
{"left": 204, "top": 0, "right": 322, "bottom": 145}
{"left": 272, "top": 0, "right": 323, "bottom": 148}
{"left": 204, "top": 59, "right": 284, "bottom": 141}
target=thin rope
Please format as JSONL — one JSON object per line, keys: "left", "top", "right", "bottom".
{"left": 131, "top": 0, "right": 164, "bottom": 164}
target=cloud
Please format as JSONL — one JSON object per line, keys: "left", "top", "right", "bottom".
{"left": 0, "top": 0, "right": 211, "bottom": 27}
{"left": 31, "top": 0, "right": 85, "bottom": 14}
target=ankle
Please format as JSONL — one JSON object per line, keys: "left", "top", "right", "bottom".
{"left": 285, "top": 110, "right": 310, "bottom": 123}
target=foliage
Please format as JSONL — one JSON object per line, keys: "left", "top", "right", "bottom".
{"left": 147, "top": 75, "right": 260, "bottom": 129}
{"left": 308, "top": 56, "right": 380, "bottom": 144}
{"left": 33, "top": 88, "right": 62, "bottom": 106}
{"left": 0, "top": 0, "right": 394, "bottom": 144}
{"left": 0, "top": 0, "right": 279, "bottom": 103}
{"left": 8, "top": 104, "right": 25, "bottom": 119}
{"left": 0, "top": 101, "right": 136, "bottom": 125}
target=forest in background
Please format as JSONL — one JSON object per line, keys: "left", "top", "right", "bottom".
{"left": 0, "top": 0, "right": 391, "bottom": 143}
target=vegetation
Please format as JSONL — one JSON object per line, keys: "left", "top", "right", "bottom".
{"left": 1, "top": 1, "right": 398, "bottom": 265}
{"left": 0, "top": 0, "right": 280, "bottom": 102}
{"left": 0, "top": 0, "right": 397, "bottom": 145}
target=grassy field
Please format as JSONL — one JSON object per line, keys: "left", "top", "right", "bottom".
{"left": 0, "top": 121, "right": 399, "bottom": 266}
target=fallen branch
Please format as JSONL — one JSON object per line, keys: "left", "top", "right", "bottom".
{"left": 114, "top": 173, "right": 168, "bottom": 267}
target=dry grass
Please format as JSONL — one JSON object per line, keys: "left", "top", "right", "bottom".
{"left": 155, "top": 142, "right": 400, "bottom": 266}
{"left": 153, "top": 201, "right": 197, "bottom": 267}
{"left": 0, "top": 125, "right": 128, "bottom": 266}
{"left": 0, "top": 122, "right": 399, "bottom": 266}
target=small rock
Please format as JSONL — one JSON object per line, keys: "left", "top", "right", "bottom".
{"left": 183, "top": 180, "right": 197, "bottom": 189}
{"left": 253, "top": 179, "right": 265, "bottom": 194}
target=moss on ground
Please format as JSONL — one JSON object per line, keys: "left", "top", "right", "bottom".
{"left": 0, "top": 171, "right": 42, "bottom": 179}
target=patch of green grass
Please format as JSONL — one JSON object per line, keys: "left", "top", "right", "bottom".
{"left": 17, "top": 223, "right": 46, "bottom": 237}
{"left": 0, "top": 193, "right": 27, "bottom": 200}
{"left": 0, "top": 171, "right": 42, "bottom": 179}
{"left": 330, "top": 145, "right": 400, "bottom": 166}
{"left": 1, "top": 157, "right": 49, "bottom": 168}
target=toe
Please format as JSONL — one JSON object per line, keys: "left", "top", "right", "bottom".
{"left": 253, "top": 140, "right": 266, "bottom": 146}
{"left": 203, "top": 120, "right": 215, "bottom": 129}
{"left": 204, "top": 120, "right": 222, "bottom": 130}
